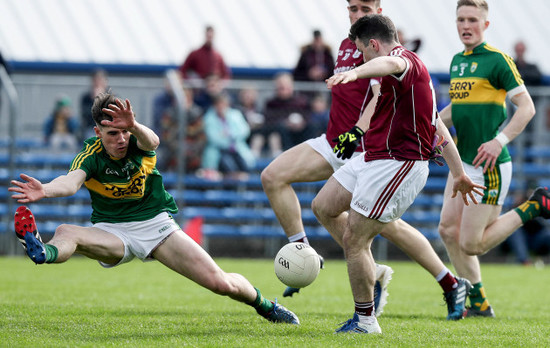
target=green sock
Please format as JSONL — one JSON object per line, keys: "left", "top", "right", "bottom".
{"left": 44, "top": 244, "right": 58, "bottom": 264}
{"left": 469, "top": 282, "right": 490, "bottom": 311}
{"left": 251, "top": 288, "right": 274, "bottom": 314}
{"left": 514, "top": 200, "right": 540, "bottom": 224}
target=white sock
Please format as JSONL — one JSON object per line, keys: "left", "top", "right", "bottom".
{"left": 435, "top": 267, "right": 451, "bottom": 282}
{"left": 288, "top": 231, "right": 309, "bottom": 244}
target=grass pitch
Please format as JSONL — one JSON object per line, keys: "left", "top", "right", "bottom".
{"left": 1, "top": 256, "right": 549, "bottom": 347}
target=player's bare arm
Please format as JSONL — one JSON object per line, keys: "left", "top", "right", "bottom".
{"left": 101, "top": 98, "right": 160, "bottom": 151}
{"left": 357, "top": 83, "right": 380, "bottom": 131}
{"left": 326, "top": 56, "right": 406, "bottom": 89}
{"left": 472, "top": 90, "right": 535, "bottom": 172}
{"left": 9, "top": 170, "right": 86, "bottom": 203}
{"left": 438, "top": 104, "right": 453, "bottom": 128}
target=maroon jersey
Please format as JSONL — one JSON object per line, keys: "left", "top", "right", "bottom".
{"left": 364, "top": 47, "right": 437, "bottom": 162}
{"left": 327, "top": 38, "right": 378, "bottom": 152}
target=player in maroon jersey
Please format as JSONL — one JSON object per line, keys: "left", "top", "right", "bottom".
{"left": 261, "top": 0, "right": 476, "bottom": 322}
{"left": 315, "top": 14, "right": 484, "bottom": 334}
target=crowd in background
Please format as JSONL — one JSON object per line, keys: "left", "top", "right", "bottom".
{"left": 38, "top": 26, "right": 546, "bottom": 183}
{"left": 33, "top": 24, "right": 549, "bottom": 264}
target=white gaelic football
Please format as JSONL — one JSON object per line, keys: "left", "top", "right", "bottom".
{"left": 274, "top": 242, "right": 321, "bottom": 288}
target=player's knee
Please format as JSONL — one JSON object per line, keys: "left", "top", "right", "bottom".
{"left": 54, "top": 224, "right": 73, "bottom": 238}
{"left": 311, "top": 197, "right": 328, "bottom": 222}
{"left": 459, "top": 239, "right": 483, "bottom": 256}
{"left": 438, "top": 222, "right": 456, "bottom": 244}
{"left": 260, "top": 166, "right": 276, "bottom": 189}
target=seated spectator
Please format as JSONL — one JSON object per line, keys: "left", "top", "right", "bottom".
{"left": 152, "top": 77, "right": 205, "bottom": 173}
{"left": 80, "top": 69, "right": 109, "bottom": 141}
{"left": 193, "top": 73, "right": 225, "bottom": 111}
{"left": 178, "top": 25, "right": 231, "bottom": 82}
{"left": 309, "top": 93, "right": 330, "bottom": 138}
{"left": 236, "top": 86, "right": 266, "bottom": 158}
{"left": 293, "top": 29, "right": 334, "bottom": 82}
{"left": 201, "top": 93, "right": 255, "bottom": 181}
{"left": 44, "top": 95, "right": 79, "bottom": 151}
{"left": 263, "top": 72, "right": 311, "bottom": 154}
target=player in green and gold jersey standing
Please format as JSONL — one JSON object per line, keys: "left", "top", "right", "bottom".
{"left": 9, "top": 92, "right": 299, "bottom": 325}
{"left": 438, "top": 0, "right": 550, "bottom": 318}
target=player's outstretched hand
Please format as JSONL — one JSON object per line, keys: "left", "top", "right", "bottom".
{"left": 451, "top": 174, "right": 486, "bottom": 206}
{"left": 326, "top": 70, "right": 358, "bottom": 89}
{"left": 472, "top": 139, "right": 502, "bottom": 173}
{"left": 101, "top": 98, "right": 136, "bottom": 130}
{"left": 8, "top": 173, "right": 46, "bottom": 203}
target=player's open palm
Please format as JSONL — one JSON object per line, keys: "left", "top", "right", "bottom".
{"left": 9, "top": 173, "right": 46, "bottom": 203}
{"left": 451, "top": 174, "right": 486, "bottom": 206}
{"left": 101, "top": 98, "right": 136, "bottom": 130}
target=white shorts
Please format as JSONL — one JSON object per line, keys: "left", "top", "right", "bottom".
{"left": 462, "top": 161, "right": 512, "bottom": 205}
{"left": 94, "top": 212, "right": 181, "bottom": 268}
{"left": 306, "top": 134, "right": 363, "bottom": 172}
{"left": 334, "top": 157, "right": 429, "bottom": 223}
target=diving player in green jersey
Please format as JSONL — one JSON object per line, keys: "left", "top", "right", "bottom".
{"left": 9, "top": 92, "right": 299, "bottom": 325}
{"left": 438, "top": 0, "right": 550, "bottom": 318}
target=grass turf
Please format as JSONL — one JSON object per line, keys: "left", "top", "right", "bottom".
{"left": 1, "top": 256, "right": 549, "bottom": 347}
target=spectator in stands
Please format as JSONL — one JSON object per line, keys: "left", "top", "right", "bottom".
{"left": 236, "top": 86, "right": 266, "bottom": 158}
{"left": 9, "top": 92, "right": 299, "bottom": 326}
{"left": 80, "top": 69, "right": 109, "bottom": 141}
{"left": 178, "top": 25, "right": 231, "bottom": 82}
{"left": 263, "top": 72, "right": 311, "bottom": 153}
{"left": 396, "top": 28, "right": 422, "bottom": 53}
{"left": 438, "top": 0, "right": 539, "bottom": 318}
{"left": 44, "top": 95, "right": 79, "bottom": 151}
{"left": 201, "top": 93, "right": 255, "bottom": 181}
{"left": 293, "top": 29, "right": 335, "bottom": 82}
{"left": 514, "top": 40, "right": 543, "bottom": 87}
{"left": 193, "top": 73, "right": 225, "bottom": 111}
{"left": 308, "top": 93, "right": 330, "bottom": 138}
{"left": 152, "top": 76, "right": 205, "bottom": 172}
{"left": 503, "top": 190, "right": 550, "bottom": 265}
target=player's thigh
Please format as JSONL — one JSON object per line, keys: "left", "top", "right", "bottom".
{"left": 460, "top": 203, "right": 502, "bottom": 244}
{"left": 65, "top": 225, "right": 126, "bottom": 261}
{"left": 313, "top": 176, "right": 352, "bottom": 217}
{"left": 262, "top": 142, "right": 333, "bottom": 183}
{"left": 152, "top": 230, "right": 223, "bottom": 287}
{"left": 439, "top": 173, "right": 465, "bottom": 230}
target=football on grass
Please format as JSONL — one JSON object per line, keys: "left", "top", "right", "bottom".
{"left": 274, "top": 242, "right": 320, "bottom": 288}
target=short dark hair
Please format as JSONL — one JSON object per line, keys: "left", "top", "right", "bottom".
{"left": 91, "top": 92, "right": 117, "bottom": 126}
{"left": 349, "top": 14, "right": 397, "bottom": 45}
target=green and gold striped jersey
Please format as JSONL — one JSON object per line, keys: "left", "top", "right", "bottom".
{"left": 69, "top": 135, "right": 178, "bottom": 223}
{"left": 449, "top": 42, "right": 524, "bottom": 165}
